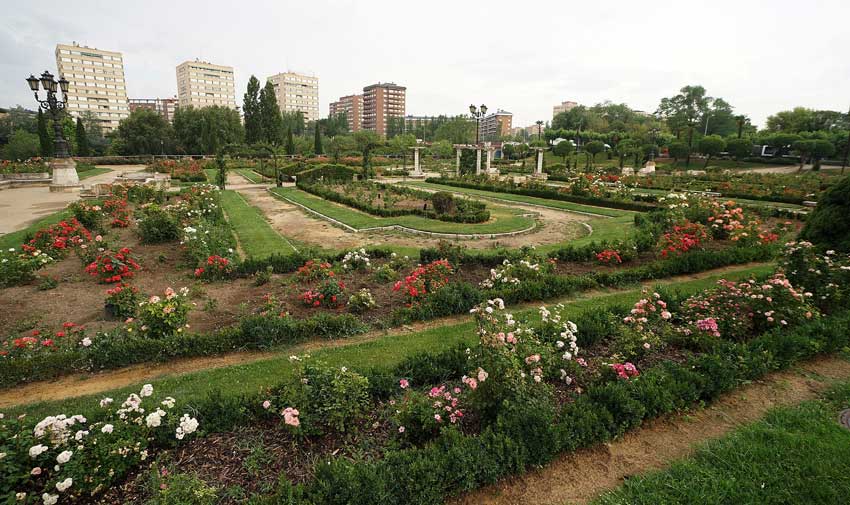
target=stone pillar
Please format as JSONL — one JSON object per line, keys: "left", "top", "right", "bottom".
{"left": 455, "top": 148, "right": 462, "bottom": 176}
{"left": 476, "top": 148, "right": 482, "bottom": 175}
{"left": 49, "top": 158, "right": 81, "bottom": 193}
{"left": 536, "top": 149, "right": 543, "bottom": 174}
{"left": 410, "top": 147, "right": 424, "bottom": 177}
{"left": 485, "top": 142, "right": 493, "bottom": 173}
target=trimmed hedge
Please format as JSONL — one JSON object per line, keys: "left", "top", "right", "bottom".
{"left": 425, "top": 177, "right": 658, "bottom": 212}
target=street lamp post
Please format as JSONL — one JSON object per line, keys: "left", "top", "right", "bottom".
{"left": 27, "top": 71, "right": 80, "bottom": 191}
{"left": 536, "top": 120, "right": 544, "bottom": 140}
{"left": 469, "top": 104, "right": 487, "bottom": 146}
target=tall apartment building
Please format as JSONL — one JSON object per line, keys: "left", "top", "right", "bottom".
{"left": 268, "top": 71, "right": 319, "bottom": 123}
{"left": 362, "top": 82, "right": 406, "bottom": 136}
{"left": 553, "top": 100, "right": 578, "bottom": 117}
{"left": 55, "top": 43, "right": 129, "bottom": 132}
{"left": 329, "top": 94, "right": 362, "bottom": 132}
{"left": 479, "top": 109, "right": 513, "bottom": 141}
{"left": 128, "top": 97, "right": 178, "bottom": 123}
{"left": 176, "top": 60, "right": 236, "bottom": 110}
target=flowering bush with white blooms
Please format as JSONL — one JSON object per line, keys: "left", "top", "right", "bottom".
{"left": 780, "top": 241, "right": 850, "bottom": 313}
{"left": 341, "top": 248, "right": 371, "bottom": 271}
{"left": 0, "top": 385, "right": 198, "bottom": 502}
{"left": 466, "top": 299, "right": 577, "bottom": 419}
{"left": 0, "top": 247, "right": 52, "bottom": 288}
{"left": 479, "top": 257, "right": 554, "bottom": 289}
{"left": 132, "top": 287, "right": 192, "bottom": 338}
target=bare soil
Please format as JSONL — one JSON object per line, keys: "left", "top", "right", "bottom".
{"left": 451, "top": 356, "right": 850, "bottom": 505}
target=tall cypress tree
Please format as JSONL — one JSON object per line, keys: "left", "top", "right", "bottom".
{"left": 314, "top": 124, "right": 323, "bottom": 155}
{"left": 258, "top": 80, "right": 283, "bottom": 145}
{"left": 75, "top": 117, "right": 90, "bottom": 156}
{"left": 285, "top": 128, "right": 295, "bottom": 155}
{"left": 243, "top": 76, "right": 261, "bottom": 144}
{"left": 37, "top": 109, "right": 53, "bottom": 157}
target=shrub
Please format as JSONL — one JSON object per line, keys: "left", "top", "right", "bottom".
{"left": 431, "top": 192, "right": 455, "bottom": 214}
{"left": 134, "top": 287, "right": 192, "bottom": 338}
{"left": 145, "top": 466, "right": 218, "bottom": 505}
{"left": 348, "top": 288, "right": 378, "bottom": 314}
{"left": 105, "top": 283, "right": 140, "bottom": 319}
{"left": 301, "top": 279, "right": 346, "bottom": 308}
{"left": 193, "top": 255, "right": 234, "bottom": 280}
{"left": 68, "top": 200, "right": 105, "bottom": 232}
{"left": 394, "top": 384, "right": 466, "bottom": 446}
{"left": 296, "top": 259, "right": 335, "bottom": 281}
{"left": 84, "top": 247, "right": 141, "bottom": 283}
{"left": 137, "top": 204, "right": 180, "bottom": 243}
{"left": 393, "top": 259, "right": 454, "bottom": 305}
{"left": 0, "top": 247, "right": 50, "bottom": 287}
{"left": 800, "top": 175, "right": 850, "bottom": 251}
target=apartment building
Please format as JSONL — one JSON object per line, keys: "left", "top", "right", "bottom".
{"left": 55, "top": 43, "right": 129, "bottom": 132}
{"left": 128, "top": 97, "right": 178, "bottom": 123}
{"left": 478, "top": 109, "right": 513, "bottom": 141}
{"left": 268, "top": 71, "right": 319, "bottom": 123}
{"left": 176, "top": 60, "right": 237, "bottom": 110}
{"left": 329, "top": 94, "right": 362, "bottom": 132}
{"left": 362, "top": 82, "right": 406, "bottom": 136}
{"left": 553, "top": 100, "right": 578, "bottom": 117}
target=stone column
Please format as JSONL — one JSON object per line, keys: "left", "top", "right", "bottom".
{"left": 410, "top": 147, "right": 424, "bottom": 177}
{"left": 485, "top": 142, "right": 492, "bottom": 173}
{"left": 536, "top": 149, "right": 543, "bottom": 175}
{"left": 476, "top": 148, "right": 482, "bottom": 175}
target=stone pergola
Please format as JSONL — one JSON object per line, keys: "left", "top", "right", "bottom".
{"left": 452, "top": 143, "right": 498, "bottom": 176}
{"left": 409, "top": 143, "right": 427, "bottom": 178}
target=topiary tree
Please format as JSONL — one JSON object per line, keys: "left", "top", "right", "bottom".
{"left": 431, "top": 192, "right": 455, "bottom": 214}
{"left": 552, "top": 140, "right": 573, "bottom": 169}
{"left": 584, "top": 140, "right": 605, "bottom": 169}
{"left": 698, "top": 135, "right": 726, "bottom": 168}
{"left": 800, "top": 175, "right": 850, "bottom": 251}
{"left": 667, "top": 141, "right": 689, "bottom": 167}
{"left": 726, "top": 138, "right": 752, "bottom": 165}
{"left": 809, "top": 139, "right": 836, "bottom": 171}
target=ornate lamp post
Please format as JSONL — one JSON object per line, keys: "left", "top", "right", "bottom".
{"left": 469, "top": 104, "right": 487, "bottom": 145}
{"left": 27, "top": 71, "right": 80, "bottom": 191}
{"left": 535, "top": 120, "right": 544, "bottom": 140}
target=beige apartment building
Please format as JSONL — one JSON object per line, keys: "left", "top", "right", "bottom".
{"left": 55, "top": 43, "right": 129, "bottom": 132}
{"left": 362, "top": 82, "right": 406, "bottom": 136}
{"left": 176, "top": 60, "right": 237, "bottom": 110}
{"left": 553, "top": 100, "right": 578, "bottom": 117}
{"left": 329, "top": 94, "right": 362, "bottom": 132}
{"left": 268, "top": 71, "right": 319, "bottom": 123}
{"left": 128, "top": 97, "right": 178, "bottom": 123}
{"left": 479, "top": 109, "right": 513, "bottom": 141}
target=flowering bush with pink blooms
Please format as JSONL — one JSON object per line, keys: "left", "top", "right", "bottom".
{"left": 679, "top": 273, "right": 819, "bottom": 341}
{"left": 0, "top": 384, "right": 198, "bottom": 503}
{"left": 607, "top": 362, "right": 640, "bottom": 380}
{"left": 780, "top": 241, "right": 850, "bottom": 313}
{"left": 393, "top": 383, "right": 466, "bottom": 446}
{"left": 132, "top": 287, "right": 192, "bottom": 338}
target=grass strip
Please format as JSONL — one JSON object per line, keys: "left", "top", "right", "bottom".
{"left": 0, "top": 209, "right": 73, "bottom": 250}
{"left": 593, "top": 381, "right": 850, "bottom": 505}
{"left": 77, "top": 166, "right": 113, "bottom": 180}
{"left": 220, "top": 190, "right": 297, "bottom": 257}
{"left": 271, "top": 187, "right": 537, "bottom": 235}
{"left": 4, "top": 263, "right": 772, "bottom": 421}
{"left": 234, "top": 169, "right": 268, "bottom": 184}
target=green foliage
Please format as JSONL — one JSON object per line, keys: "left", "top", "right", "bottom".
{"left": 667, "top": 141, "right": 689, "bottom": 161}
{"left": 430, "top": 191, "right": 455, "bottom": 214}
{"left": 75, "top": 117, "right": 90, "bottom": 156}
{"left": 37, "top": 109, "right": 52, "bottom": 157}
{"left": 243, "top": 75, "right": 262, "bottom": 144}
{"left": 2, "top": 129, "right": 41, "bottom": 160}
{"left": 145, "top": 466, "right": 218, "bottom": 505}
{"left": 172, "top": 106, "right": 244, "bottom": 155}
{"left": 725, "top": 137, "right": 752, "bottom": 162}
{"left": 800, "top": 176, "right": 850, "bottom": 251}
{"left": 113, "top": 108, "right": 174, "bottom": 155}
{"left": 698, "top": 134, "right": 726, "bottom": 167}
{"left": 259, "top": 80, "right": 283, "bottom": 145}
{"left": 136, "top": 204, "right": 180, "bottom": 243}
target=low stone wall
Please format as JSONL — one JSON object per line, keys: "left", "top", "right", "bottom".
{"left": 0, "top": 172, "right": 50, "bottom": 181}
{"left": 0, "top": 172, "right": 51, "bottom": 190}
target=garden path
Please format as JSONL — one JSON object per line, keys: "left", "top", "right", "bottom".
{"left": 452, "top": 355, "right": 850, "bottom": 505}
{"left": 0, "top": 262, "right": 769, "bottom": 409}
{"left": 0, "top": 165, "right": 147, "bottom": 235}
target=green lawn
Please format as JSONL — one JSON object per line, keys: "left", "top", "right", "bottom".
{"left": 0, "top": 209, "right": 73, "bottom": 250}
{"left": 234, "top": 169, "right": 269, "bottom": 184}
{"left": 220, "top": 190, "right": 297, "bottom": 257}
{"left": 4, "top": 263, "right": 772, "bottom": 421}
{"left": 592, "top": 381, "right": 850, "bottom": 505}
{"left": 270, "top": 187, "right": 537, "bottom": 235}
{"left": 77, "top": 166, "right": 113, "bottom": 180}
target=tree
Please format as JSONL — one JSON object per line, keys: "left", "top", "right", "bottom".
{"left": 667, "top": 141, "right": 689, "bottom": 166}
{"left": 282, "top": 111, "right": 305, "bottom": 136}
{"left": 584, "top": 140, "right": 605, "bottom": 168}
{"left": 501, "top": 143, "right": 515, "bottom": 161}
{"left": 617, "top": 139, "right": 637, "bottom": 168}
{"left": 390, "top": 133, "right": 416, "bottom": 169}
{"left": 75, "top": 118, "right": 90, "bottom": 157}
{"left": 430, "top": 140, "right": 453, "bottom": 158}
{"left": 326, "top": 135, "right": 355, "bottom": 162}
{"left": 314, "top": 123, "right": 323, "bottom": 155}
{"left": 698, "top": 135, "right": 726, "bottom": 168}
{"left": 2, "top": 129, "right": 41, "bottom": 160}
{"left": 284, "top": 128, "right": 295, "bottom": 155}
{"left": 726, "top": 138, "right": 752, "bottom": 165}
{"left": 434, "top": 117, "right": 475, "bottom": 144}
{"left": 552, "top": 140, "right": 573, "bottom": 168}
{"left": 215, "top": 152, "right": 227, "bottom": 190}
{"left": 243, "top": 76, "right": 262, "bottom": 144}
{"left": 809, "top": 139, "right": 836, "bottom": 170}
{"left": 656, "top": 85, "right": 710, "bottom": 166}
{"left": 767, "top": 133, "right": 801, "bottom": 158}
{"left": 800, "top": 175, "right": 850, "bottom": 251}
{"left": 353, "top": 131, "right": 382, "bottom": 178}
{"left": 113, "top": 108, "right": 173, "bottom": 155}
{"left": 0, "top": 106, "right": 38, "bottom": 146}
{"left": 172, "top": 106, "right": 243, "bottom": 154}
{"left": 37, "top": 109, "right": 52, "bottom": 157}
{"left": 258, "top": 80, "right": 283, "bottom": 145}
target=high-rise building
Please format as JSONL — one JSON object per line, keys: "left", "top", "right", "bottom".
{"left": 553, "top": 100, "right": 578, "bottom": 117}
{"left": 176, "top": 60, "right": 236, "bottom": 110}
{"left": 55, "top": 43, "right": 129, "bottom": 132}
{"left": 128, "top": 97, "right": 179, "bottom": 123}
{"left": 268, "top": 71, "right": 319, "bottom": 123}
{"left": 479, "top": 109, "right": 513, "bottom": 140}
{"left": 329, "top": 94, "right": 363, "bottom": 132}
{"left": 362, "top": 82, "right": 406, "bottom": 136}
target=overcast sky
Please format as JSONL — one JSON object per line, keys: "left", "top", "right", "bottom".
{"left": 2, "top": 0, "right": 848, "bottom": 129}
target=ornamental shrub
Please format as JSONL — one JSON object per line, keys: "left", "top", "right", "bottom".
{"left": 135, "top": 287, "right": 192, "bottom": 338}
{"left": 800, "top": 175, "right": 850, "bottom": 251}
{"left": 431, "top": 192, "right": 455, "bottom": 214}
{"left": 136, "top": 204, "right": 180, "bottom": 243}
{"left": 104, "top": 283, "right": 140, "bottom": 319}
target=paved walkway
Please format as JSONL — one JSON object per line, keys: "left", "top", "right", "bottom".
{"left": 0, "top": 165, "right": 147, "bottom": 235}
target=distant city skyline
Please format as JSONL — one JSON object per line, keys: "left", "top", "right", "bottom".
{"left": 2, "top": 0, "right": 849, "bottom": 129}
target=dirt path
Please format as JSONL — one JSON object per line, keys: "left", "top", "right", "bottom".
{"left": 451, "top": 355, "right": 850, "bottom": 505}
{"left": 0, "top": 262, "right": 767, "bottom": 409}
{"left": 236, "top": 185, "right": 588, "bottom": 251}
